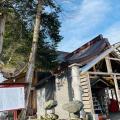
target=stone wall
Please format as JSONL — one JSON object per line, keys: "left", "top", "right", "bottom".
{"left": 55, "top": 71, "right": 73, "bottom": 119}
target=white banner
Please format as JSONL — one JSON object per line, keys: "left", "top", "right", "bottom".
{"left": 0, "top": 87, "right": 25, "bottom": 111}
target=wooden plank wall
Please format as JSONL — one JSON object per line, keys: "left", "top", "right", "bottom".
{"left": 80, "top": 73, "right": 94, "bottom": 113}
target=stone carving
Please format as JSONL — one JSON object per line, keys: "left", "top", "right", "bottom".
{"left": 44, "top": 113, "right": 59, "bottom": 120}
{"left": 44, "top": 100, "right": 59, "bottom": 120}
{"left": 44, "top": 100, "right": 58, "bottom": 110}
{"left": 62, "top": 100, "right": 84, "bottom": 119}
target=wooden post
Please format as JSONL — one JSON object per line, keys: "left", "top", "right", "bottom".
{"left": 105, "top": 55, "right": 112, "bottom": 73}
{"left": 93, "top": 66, "right": 96, "bottom": 72}
{"left": 113, "top": 75, "right": 120, "bottom": 109}
{"left": 14, "top": 110, "right": 17, "bottom": 120}
{"left": 93, "top": 66, "right": 97, "bottom": 77}
{"left": 33, "top": 71, "right": 37, "bottom": 110}
{"left": 0, "top": 13, "right": 6, "bottom": 54}
{"left": 87, "top": 73, "right": 95, "bottom": 114}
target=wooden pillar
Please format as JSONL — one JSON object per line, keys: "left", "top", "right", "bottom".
{"left": 93, "top": 66, "right": 97, "bottom": 77}
{"left": 93, "top": 66, "right": 96, "bottom": 72}
{"left": 105, "top": 55, "right": 112, "bottom": 73}
{"left": 14, "top": 110, "right": 17, "bottom": 120}
{"left": 87, "top": 73, "right": 95, "bottom": 114}
{"left": 113, "top": 75, "right": 120, "bottom": 109}
{"left": 33, "top": 88, "right": 37, "bottom": 109}
{"left": 0, "top": 13, "right": 6, "bottom": 54}
{"left": 33, "top": 71, "right": 37, "bottom": 110}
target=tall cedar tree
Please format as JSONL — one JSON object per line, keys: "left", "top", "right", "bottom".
{"left": 0, "top": 0, "right": 63, "bottom": 118}
{"left": 0, "top": 0, "right": 62, "bottom": 72}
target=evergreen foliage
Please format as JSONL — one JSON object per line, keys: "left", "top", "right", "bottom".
{"left": 0, "top": 0, "right": 63, "bottom": 71}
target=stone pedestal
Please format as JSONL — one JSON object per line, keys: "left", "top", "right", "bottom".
{"left": 44, "top": 100, "right": 58, "bottom": 120}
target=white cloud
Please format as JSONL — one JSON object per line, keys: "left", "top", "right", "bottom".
{"left": 61, "top": 0, "right": 74, "bottom": 3}
{"left": 58, "top": 37, "right": 82, "bottom": 52}
{"left": 62, "top": 0, "right": 110, "bottom": 32}
{"left": 59, "top": 0, "right": 111, "bottom": 52}
{"left": 103, "top": 22, "right": 120, "bottom": 45}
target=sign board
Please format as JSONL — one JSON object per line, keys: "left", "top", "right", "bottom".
{"left": 0, "top": 87, "right": 25, "bottom": 111}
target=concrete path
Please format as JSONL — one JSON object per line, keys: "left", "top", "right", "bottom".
{"left": 109, "top": 112, "right": 120, "bottom": 120}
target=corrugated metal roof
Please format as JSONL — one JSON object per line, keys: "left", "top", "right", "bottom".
{"left": 51, "top": 34, "right": 109, "bottom": 74}
{"left": 67, "top": 39, "right": 106, "bottom": 64}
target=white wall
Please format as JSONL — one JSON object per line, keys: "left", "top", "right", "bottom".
{"left": 55, "top": 71, "right": 73, "bottom": 119}
{"left": 37, "top": 86, "right": 45, "bottom": 117}
{"left": 36, "top": 71, "right": 73, "bottom": 119}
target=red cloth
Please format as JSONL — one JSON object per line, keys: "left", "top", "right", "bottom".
{"left": 108, "top": 99, "right": 119, "bottom": 112}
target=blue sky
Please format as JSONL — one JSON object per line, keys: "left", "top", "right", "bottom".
{"left": 57, "top": 0, "right": 120, "bottom": 52}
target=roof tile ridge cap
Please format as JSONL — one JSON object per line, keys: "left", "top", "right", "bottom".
{"left": 64, "top": 34, "right": 103, "bottom": 60}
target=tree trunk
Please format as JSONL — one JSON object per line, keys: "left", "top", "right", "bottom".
{"left": 21, "top": 0, "right": 43, "bottom": 119}
{"left": 0, "top": 13, "right": 6, "bottom": 54}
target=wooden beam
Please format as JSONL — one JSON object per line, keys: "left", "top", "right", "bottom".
{"left": 83, "top": 89, "right": 89, "bottom": 93}
{"left": 113, "top": 75, "right": 120, "bottom": 105}
{"left": 82, "top": 93, "right": 90, "bottom": 97}
{"left": 116, "top": 48, "right": 120, "bottom": 53}
{"left": 33, "top": 89, "right": 37, "bottom": 109}
{"left": 33, "top": 71, "right": 37, "bottom": 109}
{"left": 106, "top": 57, "right": 120, "bottom": 61}
{"left": 93, "top": 66, "right": 96, "bottom": 72}
{"left": 89, "top": 76, "right": 113, "bottom": 79}
{"left": 81, "top": 43, "right": 120, "bottom": 74}
{"left": 117, "top": 77, "right": 120, "bottom": 79}
{"left": 82, "top": 85, "right": 89, "bottom": 89}
{"left": 82, "top": 96, "right": 91, "bottom": 101}
{"left": 80, "top": 76, "right": 88, "bottom": 83}
{"left": 84, "top": 104, "right": 92, "bottom": 109}
{"left": 81, "top": 81, "right": 88, "bottom": 86}
{"left": 83, "top": 101, "right": 91, "bottom": 104}
{"left": 88, "top": 71, "right": 120, "bottom": 76}
{"left": 105, "top": 55, "right": 112, "bottom": 73}
{"left": 93, "top": 66, "right": 97, "bottom": 77}
{"left": 0, "top": 14, "right": 6, "bottom": 54}
{"left": 87, "top": 73, "right": 95, "bottom": 114}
